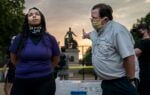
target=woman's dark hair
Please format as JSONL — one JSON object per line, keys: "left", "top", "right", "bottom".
{"left": 17, "top": 7, "right": 47, "bottom": 54}
{"left": 92, "top": 3, "right": 113, "bottom": 20}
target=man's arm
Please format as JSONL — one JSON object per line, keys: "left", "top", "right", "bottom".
{"left": 123, "top": 55, "right": 135, "bottom": 79}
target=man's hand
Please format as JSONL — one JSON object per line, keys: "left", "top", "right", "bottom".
{"left": 82, "top": 29, "right": 90, "bottom": 39}
{"left": 128, "top": 78, "right": 139, "bottom": 89}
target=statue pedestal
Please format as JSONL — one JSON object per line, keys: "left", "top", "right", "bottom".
{"left": 64, "top": 48, "right": 79, "bottom": 64}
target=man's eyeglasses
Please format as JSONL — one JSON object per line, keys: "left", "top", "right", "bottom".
{"left": 90, "top": 18, "right": 101, "bottom": 22}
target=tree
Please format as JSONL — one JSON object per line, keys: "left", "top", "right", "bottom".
{"left": 0, "top": 0, "right": 25, "bottom": 66}
{"left": 144, "top": 12, "right": 150, "bottom": 25}
{"left": 82, "top": 46, "right": 92, "bottom": 66}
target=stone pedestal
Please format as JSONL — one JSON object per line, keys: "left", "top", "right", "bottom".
{"left": 64, "top": 48, "right": 79, "bottom": 64}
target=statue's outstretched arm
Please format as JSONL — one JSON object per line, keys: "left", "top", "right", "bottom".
{"left": 72, "top": 32, "right": 77, "bottom": 37}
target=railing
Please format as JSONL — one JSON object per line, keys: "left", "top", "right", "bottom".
{"left": 0, "top": 65, "right": 99, "bottom": 81}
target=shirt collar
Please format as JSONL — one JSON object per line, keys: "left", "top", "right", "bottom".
{"left": 97, "top": 20, "right": 112, "bottom": 36}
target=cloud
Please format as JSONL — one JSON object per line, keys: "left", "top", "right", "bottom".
{"left": 25, "top": 0, "right": 44, "bottom": 8}
{"left": 25, "top": 0, "right": 150, "bottom": 46}
{"left": 125, "top": 0, "right": 131, "bottom": 2}
{"left": 112, "top": 0, "right": 150, "bottom": 28}
{"left": 145, "top": 0, "right": 150, "bottom": 3}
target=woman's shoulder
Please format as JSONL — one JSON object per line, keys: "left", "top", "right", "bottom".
{"left": 11, "top": 34, "right": 21, "bottom": 44}
{"left": 44, "top": 32, "right": 58, "bottom": 43}
{"left": 14, "top": 34, "right": 21, "bottom": 40}
{"left": 45, "top": 32, "right": 56, "bottom": 40}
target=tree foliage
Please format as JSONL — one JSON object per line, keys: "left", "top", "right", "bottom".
{"left": 82, "top": 46, "right": 92, "bottom": 65}
{"left": 0, "top": 0, "right": 25, "bottom": 66}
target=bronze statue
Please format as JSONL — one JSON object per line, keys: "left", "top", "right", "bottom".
{"left": 64, "top": 27, "right": 78, "bottom": 49}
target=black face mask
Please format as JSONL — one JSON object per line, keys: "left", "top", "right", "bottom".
{"left": 137, "top": 32, "right": 144, "bottom": 38}
{"left": 29, "top": 26, "right": 43, "bottom": 45}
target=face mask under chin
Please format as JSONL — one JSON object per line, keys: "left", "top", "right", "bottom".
{"left": 29, "top": 23, "right": 41, "bottom": 27}
{"left": 137, "top": 33, "right": 144, "bottom": 38}
{"left": 29, "top": 26, "right": 42, "bottom": 34}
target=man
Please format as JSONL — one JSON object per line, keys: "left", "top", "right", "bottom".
{"left": 134, "top": 24, "right": 150, "bottom": 95}
{"left": 83, "top": 3, "right": 139, "bottom": 95}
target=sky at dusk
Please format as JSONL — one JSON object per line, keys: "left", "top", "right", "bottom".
{"left": 24, "top": 0, "right": 150, "bottom": 48}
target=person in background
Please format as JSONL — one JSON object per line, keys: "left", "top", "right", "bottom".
{"left": 3, "top": 36, "right": 16, "bottom": 95}
{"left": 57, "top": 47, "right": 69, "bottom": 80}
{"left": 134, "top": 24, "right": 150, "bottom": 95}
{"left": 54, "top": 47, "right": 69, "bottom": 80}
{"left": 82, "top": 3, "right": 139, "bottom": 95}
{"left": 9, "top": 7, "right": 60, "bottom": 95}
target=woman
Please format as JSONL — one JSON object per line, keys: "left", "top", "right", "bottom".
{"left": 10, "top": 7, "right": 60, "bottom": 95}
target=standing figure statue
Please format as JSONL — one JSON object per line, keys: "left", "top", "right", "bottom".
{"left": 64, "top": 27, "right": 78, "bottom": 49}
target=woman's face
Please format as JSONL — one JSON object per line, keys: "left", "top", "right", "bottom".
{"left": 27, "top": 9, "right": 41, "bottom": 26}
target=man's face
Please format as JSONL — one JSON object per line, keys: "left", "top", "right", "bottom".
{"left": 91, "top": 8, "right": 100, "bottom": 19}
{"left": 137, "top": 29, "right": 144, "bottom": 38}
{"left": 28, "top": 9, "right": 41, "bottom": 26}
{"left": 91, "top": 8, "right": 101, "bottom": 25}
{"left": 91, "top": 8, "right": 103, "bottom": 31}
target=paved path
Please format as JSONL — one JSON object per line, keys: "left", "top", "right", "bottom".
{"left": 0, "top": 83, "right": 4, "bottom": 95}
{"left": 0, "top": 74, "right": 97, "bottom": 95}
